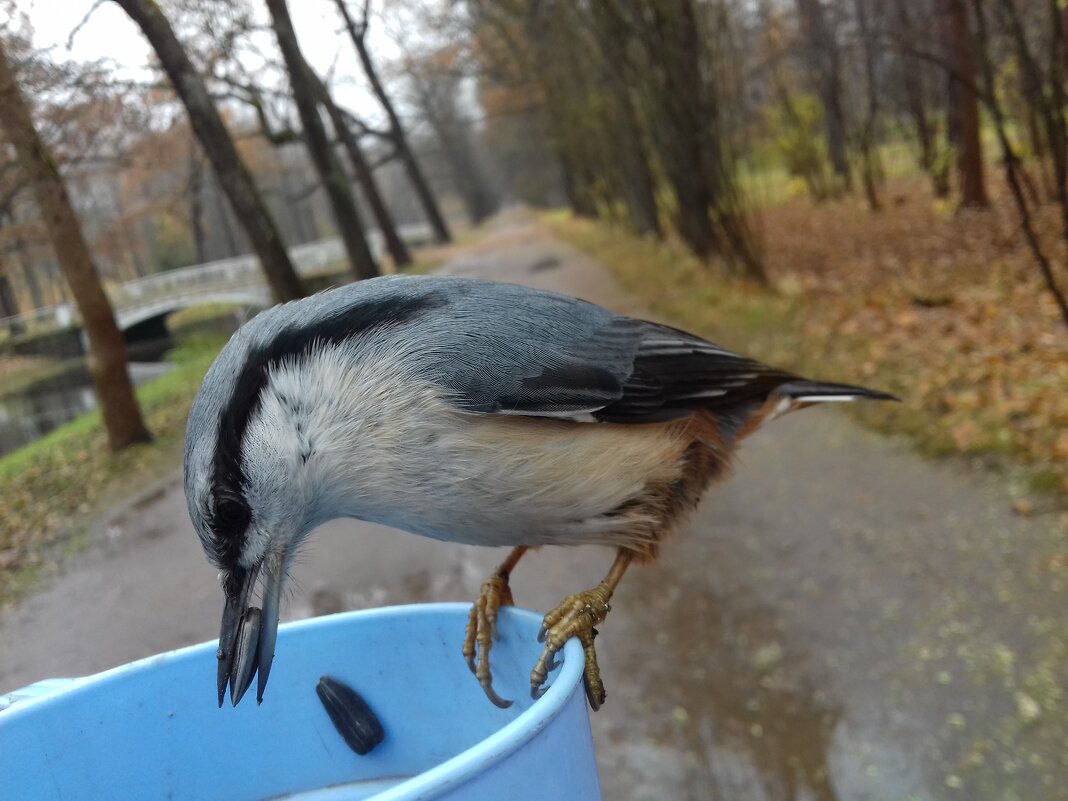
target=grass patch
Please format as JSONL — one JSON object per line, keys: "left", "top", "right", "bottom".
{"left": 402, "top": 254, "right": 446, "bottom": 275}
{"left": 167, "top": 302, "right": 243, "bottom": 330}
{"left": 0, "top": 333, "right": 226, "bottom": 606}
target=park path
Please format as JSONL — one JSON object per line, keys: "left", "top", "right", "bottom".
{"left": 2, "top": 214, "right": 1063, "bottom": 800}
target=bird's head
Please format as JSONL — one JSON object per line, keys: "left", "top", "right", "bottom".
{"left": 182, "top": 308, "right": 342, "bottom": 708}
{"left": 183, "top": 279, "right": 451, "bottom": 707}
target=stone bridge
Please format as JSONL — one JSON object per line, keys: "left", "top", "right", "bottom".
{"left": 0, "top": 224, "right": 433, "bottom": 343}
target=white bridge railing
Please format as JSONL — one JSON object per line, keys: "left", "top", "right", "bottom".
{"left": 0, "top": 224, "right": 433, "bottom": 340}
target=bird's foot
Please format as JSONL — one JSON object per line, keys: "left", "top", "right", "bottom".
{"left": 531, "top": 582, "right": 612, "bottom": 710}
{"left": 462, "top": 567, "right": 515, "bottom": 708}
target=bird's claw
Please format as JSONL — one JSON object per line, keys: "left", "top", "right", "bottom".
{"left": 579, "top": 628, "right": 606, "bottom": 711}
{"left": 481, "top": 682, "right": 513, "bottom": 709}
{"left": 530, "top": 585, "right": 611, "bottom": 710}
{"left": 462, "top": 568, "right": 515, "bottom": 708}
{"left": 538, "top": 628, "right": 604, "bottom": 710}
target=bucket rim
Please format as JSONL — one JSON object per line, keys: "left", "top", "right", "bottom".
{"left": 0, "top": 602, "right": 587, "bottom": 800}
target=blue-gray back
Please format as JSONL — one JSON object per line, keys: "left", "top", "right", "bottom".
{"left": 188, "top": 274, "right": 796, "bottom": 446}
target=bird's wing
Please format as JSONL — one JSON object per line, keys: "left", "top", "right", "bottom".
{"left": 421, "top": 279, "right": 799, "bottom": 425}
{"left": 592, "top": 322, "right": 799, "bottom": 423}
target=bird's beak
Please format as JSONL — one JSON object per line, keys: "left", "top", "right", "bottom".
{"left": 216, "top": 555, "right": 285, "bottom": 707}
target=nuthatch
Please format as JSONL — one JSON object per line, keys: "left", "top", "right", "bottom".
{"left": 183, "top": 275, "right": 894, "bottom": 709}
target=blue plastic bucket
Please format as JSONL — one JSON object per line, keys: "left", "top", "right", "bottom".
{"left": 0, "top": 603, "right": 601, "bottom": 800}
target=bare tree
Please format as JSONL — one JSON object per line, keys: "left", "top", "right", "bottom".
{"left": 993, "top": 0, "right": 1067, "bottom": 232}
{"left": 0, "top": 269, "right": 20, "bottom": 325}
{"left": 796, "top": 0, "right": 851, "bottom": 191}
{"left": 630, "top": 0, "right": 764, "bottom": 279}
{"left": 0, "top": 206, "right": 45, "bottom": 309}
{"left": 892, "top": 1, "right": 934, "bottom": 175}
{"left": 853, "top": 0, "right": 883, "bottom": 211}
{"left": 112, "top": 0, "right": 306, "bottom": 301}
{"left": 0, "top": 38, "right": 151, "bottom": 451}
{"left": 756, "top": 0, "right": 834, "bottom": 201}
{"left": 186, "top": 137, "right": 207, "bottom": 264}
{"left": 971, "top": 0, "right": 1068, "bottom": 327}
{"left": 639, "top": 0, "right": 719, "bottom": 256}
{"left": 939, "top": 0, "right": 988, "bottom": 208}
{"left": 335, "top": 0, "right": 452, "bottom": 244}
{"left": 465, "top": 0, "right": 761, "bottom": 277}
{"left": 892, "top": 0, "right": 951, "bottom": 197}
{"left": 587, "top": 2, "right": 662, "bottom": 237}
{"left": 312, "top": 75, "right": 412, "bottom": 268}
{"left": 406, "top": 48, "right": 500, "bottom": 225}
{"left": 266, "top": 0, "right": 378, "bottom": 280}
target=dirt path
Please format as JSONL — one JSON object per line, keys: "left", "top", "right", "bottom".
{"left": 2, "top": 215, "right": 1063, "bottom": 800}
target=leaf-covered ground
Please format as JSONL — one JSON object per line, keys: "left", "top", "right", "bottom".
{"left": 0, "top": 335, "right": 226, "bottom": 607}
{"left": 547, "top": 180, "right": 1068, "bottom": 509}
{"left": 548, "top": 193, "right": 1068, "bottom": 797}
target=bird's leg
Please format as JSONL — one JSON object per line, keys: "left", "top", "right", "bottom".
{"left": 463, "top": 546, "right": 528, "bottom": 708}
{"left": 531, "top": 548, "right": 633, "bottom": 710}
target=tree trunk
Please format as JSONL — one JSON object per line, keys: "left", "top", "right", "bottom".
{"left": 895, "top": 0, "right": 951, "bottom": 197}
{"left": 796, "top": 0, "right": 851, "bottom": 189}
{"left": 0, "top": 207, "right": 44, "bottom": 308}
{"left": 893, "top": 0, "right": 934, "bottom": 173}
{"left": 556, "top": 147, "right": 597, "bottom": 218}
{"left": 972, "top": 0, "right": 1068, "bottom": 327}
{"left": 0, "top": 271, "right": 20, "bottom": 325}
{"left": 113, "top": 0, "right": 305, "bottom": 301}
{"left": 613, "top": 92, "right": 661, "bottom": 238}
{"left": 589, "top": 2, "right": 662, "bottom": 238}
{"left": 411, "top": 77, "right": 500, "bottom": 226}
{"left": 645, "top": 0, "right": 718, "bottom": 257}
{"left": 853, "top": 0, "right": 882, "bottom": 212}
{"left": 313, "top": 74, "right": 412, "bottom": 268}
{"left": 0, "top": 39, "right": 151, "bottom": 451}
{"left": 187, "top": 139, "right": 207, "bottom": 264}
{"left": 22, "top": 261, "right": 43, "bottom": 310}
{"left": 209, "top": 177, "right": 242, "bottom": 258}
{"left": 995, "top": 0, "right": 1068, "bottom": 230}
{"left": 939, "top": 0, "right": 989, "bottom": 208}
{"left": 334, "top": 0, "right": 452, "bottom": 244}
{"left": 267, "top": 0, "right": 378, "bottom": 281}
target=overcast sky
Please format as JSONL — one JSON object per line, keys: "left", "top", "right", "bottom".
{"left": 22, "top": 0, "right": 412, "bottom": 118}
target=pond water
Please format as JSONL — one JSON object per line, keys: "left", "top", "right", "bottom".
{"left": 0, "top": 311, "right": 245, "bottom": 459}
{"left": 0, "top": 356, "right": 175, "bottom": 458}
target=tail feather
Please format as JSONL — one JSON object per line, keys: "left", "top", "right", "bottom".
{"left": 731, "top": 378, "right": 897, "bottom": 441}
{"left": 773, "top": 380, "right": 899, "bottom": 404}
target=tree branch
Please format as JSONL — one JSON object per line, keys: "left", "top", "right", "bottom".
{"left": 367, "top": 147, "right": 399, "bottom": 169}
{"left": 971, "top": 0, "right": 1068, "bottom": 329}
{"left": 340, "top": 107, "right": 392, "bottom": 141}
{"left": 66, "top": 0, "right": 107, "bottom": 50}
{"left": 209, "top": 75, "right": 302, "bottom": 145}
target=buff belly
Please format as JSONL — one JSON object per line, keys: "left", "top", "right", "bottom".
{"left": 370, "top": 409, "right": 727, "bottom": 557}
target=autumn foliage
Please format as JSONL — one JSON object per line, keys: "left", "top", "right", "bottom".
{"left": 550, "top": 176, "right": 1068, "bottom": 502}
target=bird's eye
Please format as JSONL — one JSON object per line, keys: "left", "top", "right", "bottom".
{"left": 214, "top": 495, "right": 250, "bottom": 530}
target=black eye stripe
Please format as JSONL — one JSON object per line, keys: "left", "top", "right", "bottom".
{"left": 208, "top": 491, "right": 252, "bottom": 563}
{"left": 206, "top": 290, "right": 446, "bottom": 570}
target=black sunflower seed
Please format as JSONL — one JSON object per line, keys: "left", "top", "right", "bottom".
{"left": 316, "top": 676, "right": 385, "bottom": 756}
